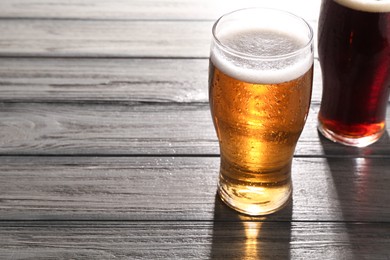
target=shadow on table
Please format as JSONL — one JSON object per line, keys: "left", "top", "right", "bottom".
{"left": 319, "top": 130, "right": 390, "bottom": 220}
{"left": 319, "top": 130, "right": 390, "bottom": 258}
{"left": 210, "top": 194, "right": 292, "bottom": 259}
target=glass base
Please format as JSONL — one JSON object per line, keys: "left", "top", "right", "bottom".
{"left": 217, "top": 182, "right": 292, "bottom": 216}
{"left": 317, "top": 121, "right": 384, "bottom": 147}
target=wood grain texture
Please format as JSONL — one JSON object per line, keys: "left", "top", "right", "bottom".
{"left": 1, "top": 102, "right": 390, "bottom": 156}
{"left": 0, "top": 221, "right": 389, "bottom": 259}
{"left": 0, "top": 58, "right": 323, "bottom": 103}
{"left": 1, "top": 156, "right": 389, "bottom": 222}
{"left": 1, "top": 0, "right": 389, "bottom": 258}
{"left": 0, "top": 58, "right": 210, "bottom": 103}
{"left": 0, "top": 20, "right": 211, "bottom": 58}
{"left": 0, "top": 0, "right": 321, "bottom": 21}
{"left": 0, "top": 19, "right": 318, "bottom": 58}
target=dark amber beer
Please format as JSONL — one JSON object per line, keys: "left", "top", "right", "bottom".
{"left": 209, "top": 8, "right": 313, "bottom": 215}
{"left": 318, "top": 0, "right": 390, "bottom": 147}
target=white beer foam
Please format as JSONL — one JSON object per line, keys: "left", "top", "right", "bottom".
{"left": 334, "top": 0, "right": 390, "bottom": 12}
{"left": 211, "top": 28, "right": 313, "bottom": 84}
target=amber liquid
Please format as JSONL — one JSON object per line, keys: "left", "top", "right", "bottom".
{"left": 318, "top": 0, "right": 390, "bottom": 145}
{"left": 209, "top": 62, "right": 313, "bottom": 215}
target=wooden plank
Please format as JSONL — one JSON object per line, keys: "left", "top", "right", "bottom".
{"left": 1, "top": 102, "right": 390, "bottom": 156}
{"left": 0, "top": 221, "right": 389, "bottom": 259}
{"left": 1, "top": 156, "right": 389, "bottom": 222}
{"left": 0, "top": 58, "right": 210, "bottom": 103}
{"left": 0, "top": 103, "right": 216, "bottom": 155}
{"left": 0, "top": 0, "right": 321, "bottom": 21}
{"left": 0, "top": 19, "right": 318, "bottom": 58}
{"left": 0, "top": 20, "right": 211, "bottom": 58}
{"left": 0, "top": 58, "right": 323, "bottom": 103}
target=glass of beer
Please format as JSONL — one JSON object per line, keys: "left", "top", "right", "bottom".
{"left": 318, "top": 0, "right": 390, "bottom": 147}
{"left": 209, "top": 8, "right": 314, "bottom": 215}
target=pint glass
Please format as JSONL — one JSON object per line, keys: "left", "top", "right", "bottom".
{"left": 209, "top": 8, "right": 314, "bottom": 215}
{"left": 318, "top": 0, "right": 390, "bottom": 147}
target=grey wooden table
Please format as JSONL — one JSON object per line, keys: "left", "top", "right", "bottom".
{"left": 0, "top": 0, "right": 389, "bottom": 259}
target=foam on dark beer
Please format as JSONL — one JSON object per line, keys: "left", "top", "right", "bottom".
{"left": 335, "top": 0, "right": 390, "bottom": 12}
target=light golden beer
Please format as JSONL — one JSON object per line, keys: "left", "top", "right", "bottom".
{"left": 209, "top": 8, "right": 314, "bottom": 215}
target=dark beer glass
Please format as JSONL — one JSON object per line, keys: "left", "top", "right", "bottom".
{"left": 318, "top": 0, "right": 390, "bottom": 147}
{"left": 209, "top": 8, "right": 313, "bottom": 215}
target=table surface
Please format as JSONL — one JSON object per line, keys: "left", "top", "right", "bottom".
{"left": 1, "top": 0, "right": 390, "bottom": 259}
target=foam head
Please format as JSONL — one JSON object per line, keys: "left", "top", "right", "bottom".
{"left": 211, "top": 28, "right": 313, "bottom": 84}
{"left": 334, "top": 0, "right": 390, "bottom": 12}
{"left": 211, "top": 8, "right": 313, "bottom": 84}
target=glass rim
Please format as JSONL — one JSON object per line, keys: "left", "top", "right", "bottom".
{"left": 211, "top": 7, "right": 314, "bottom": 61}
